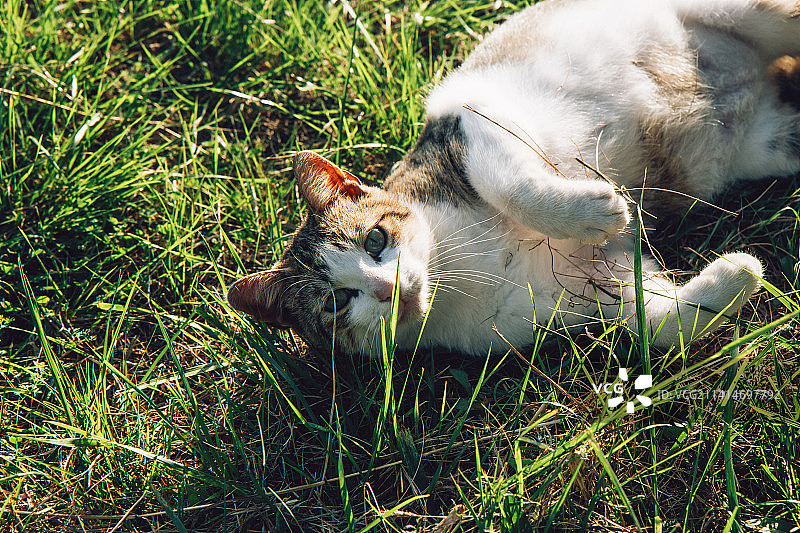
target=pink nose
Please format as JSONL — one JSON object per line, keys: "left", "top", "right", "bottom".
{"left": 372, "top": 280, "right": 395, "bottom": 302}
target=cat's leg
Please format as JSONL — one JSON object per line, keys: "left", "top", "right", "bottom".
{"left": 498, "top": 177, "right": 630, "bottom": 244}
{"left": 465, "top": 142, "right": 630, "bottom": 244}
{"left": 674, "top": 0, "right": 800, "bottom": 59}
{"left": 730, "top": 95, "right": 800, "bottom": 180}
{"left": 598, "top": 244, "right": 763, "bottom": 348}
{"left": 641, "top": 254, "right": 762, "bottom": 348}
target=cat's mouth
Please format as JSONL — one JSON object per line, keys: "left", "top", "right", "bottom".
{"left": 396, "top": 296, "right": 417, "bottom": 322}
{"left": 387, "top": 286, "right": 425, "bottom": 323}
{"left": 386, "top": 295, "right": 412, "bottom": 323}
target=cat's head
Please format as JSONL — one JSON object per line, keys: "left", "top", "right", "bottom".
{"left": 227, "top": 151, "right": 432, "bottom": 356}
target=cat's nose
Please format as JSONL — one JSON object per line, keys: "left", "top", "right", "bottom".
{"left": 372, "top": 279, "right": 395, "bottom": 302}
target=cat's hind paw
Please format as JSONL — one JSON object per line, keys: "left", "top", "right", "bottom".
{"left": 695, "top": 253, "right": 763, "bottom": 312}
{"left": 649, "top": 252, "right": 763, "bottom": 349}
{"left": 689, "top": 252, "right": 763, "bottom": 338}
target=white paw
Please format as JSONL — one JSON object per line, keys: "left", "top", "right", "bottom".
{"left": 650, "top": 252, "right": 763, "bottom": 349}
{"left": 701, "top": 253, "right": 763, "bottom": 310}
{"left": 561, "top": 181, "right": 630, "bottom": 243}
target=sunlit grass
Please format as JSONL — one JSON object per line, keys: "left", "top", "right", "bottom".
{"left": 1, "top": 0, "right": 798, "bottom": 531}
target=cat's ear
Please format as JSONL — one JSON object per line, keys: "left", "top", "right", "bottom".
{"left": 293, "top": 151, "right": 367, "bottom": 212}
{"left": 227, "top": 268, "right": 293, "bottom": 328}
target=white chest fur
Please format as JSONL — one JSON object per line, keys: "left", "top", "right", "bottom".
{"left": 396, "top": 202, "right": 608, "bottom": 355}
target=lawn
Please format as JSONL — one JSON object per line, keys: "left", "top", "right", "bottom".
{"left": 1, "top": 0, "right": 799, "bottom": 531}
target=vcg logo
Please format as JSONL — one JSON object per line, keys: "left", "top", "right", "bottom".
{"left": 593, "top": 368, "right": 652, "bottom": 414}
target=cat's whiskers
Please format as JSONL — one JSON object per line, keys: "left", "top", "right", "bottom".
{"left": 430, "top": 234, "right": 508, "bottom": 264}
{"left": 430, "top": 235, "right": 507, "bottom": 260}
{"left": 422, "top": 209, "right": 461, "bottom": 239}
{"left": 358, "top": 317, "right": 383, "bottom": 356}
{"left": 428, "top": 226, "right": 510, "bottom": 270}
{"left": 428, "top": 248, "right": 506, "bottom": 270}
{"left": 428, "top": 281, "right": 480, "bottom": 300}
{"left": 287, "top": 250, "right": 317, "bottom": 275}
{"left": 430, "top": 272, "right": 510, "bottom": 293}
{"left": 432, "top": 212, "right": 503, "bottom": 246}
{"left": 278, "top": 277, "right": 316, "bottom": 301}
{"left": 282, "top": 276, "right": 313, "bottom": 292}
{"left": 430, "top": 269, "right": 504, "bottom": 284}
{"left": 432, "top": 275, "right": 497, "bottom": 287}
{"left": 433, "top": 221, "right": 505, "bottom": 252}
{"left": 433, "top": 268, "right": 524, "bottom": 288}
{"left": 279, "top": 273, "right": 309, "bottom": 284}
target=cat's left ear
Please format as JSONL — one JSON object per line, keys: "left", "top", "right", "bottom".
{"left": 293, "top": 151, "right": 367, "bottom": 212}
{"left": 227, "top": 268, "right": 293, "bottom": 329}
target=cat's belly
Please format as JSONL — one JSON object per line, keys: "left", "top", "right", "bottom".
{"left": 476, "top": 232, "right": 614, "bottom": 353}
{"left": 403, "top": 206, "right": 614, "bottom": 354}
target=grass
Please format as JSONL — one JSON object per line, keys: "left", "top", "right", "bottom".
{"left": 1, "top": 0, "right": 799, "bottom": 531}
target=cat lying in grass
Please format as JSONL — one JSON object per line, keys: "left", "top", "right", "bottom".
{"left": 229, "top": 0, "right": 800, "bottom": 357}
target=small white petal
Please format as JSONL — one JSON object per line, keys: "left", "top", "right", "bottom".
{"left": 72, "top": 113, "right": 101, "bottom": 145}
{"left": 66, "top": 47, "right": 85, "bottom": 67}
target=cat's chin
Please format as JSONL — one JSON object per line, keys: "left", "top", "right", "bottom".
{"left": 386, "top": 296, "right": 423, "bottom": 325}
{"left": 391, "top": 273, "right": 429, "bottom": 324}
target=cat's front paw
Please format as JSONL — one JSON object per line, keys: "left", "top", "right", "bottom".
{"left": 565, "top": 181, "right": 630, "bottom": 243}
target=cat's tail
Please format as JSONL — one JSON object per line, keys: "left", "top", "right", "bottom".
{"left": 673, "top": 0, "right": 800, "bottom": 59}
{"left": 640, "top": 253, "right": 763, "bottom": 349}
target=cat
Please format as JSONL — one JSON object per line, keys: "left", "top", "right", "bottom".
{"left": 228, "top": 0, "right": 800, "bottom": 357}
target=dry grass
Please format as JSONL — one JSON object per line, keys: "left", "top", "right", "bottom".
{"left": 1, "top": 0, "right": 799, "bottom": 531}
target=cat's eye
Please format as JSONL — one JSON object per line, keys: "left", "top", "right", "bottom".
{"left": 364, "top": 227, "right": 387, "bottom": 258}
{"left": 324, "top": 288, "right": 356, "bottom": 313}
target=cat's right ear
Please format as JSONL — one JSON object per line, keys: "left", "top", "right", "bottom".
{"left": 227, "top": 268, "right": 293, "bottom": 328}
{"left": 293, "top": 151, "right": 367, "bottom": 212}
